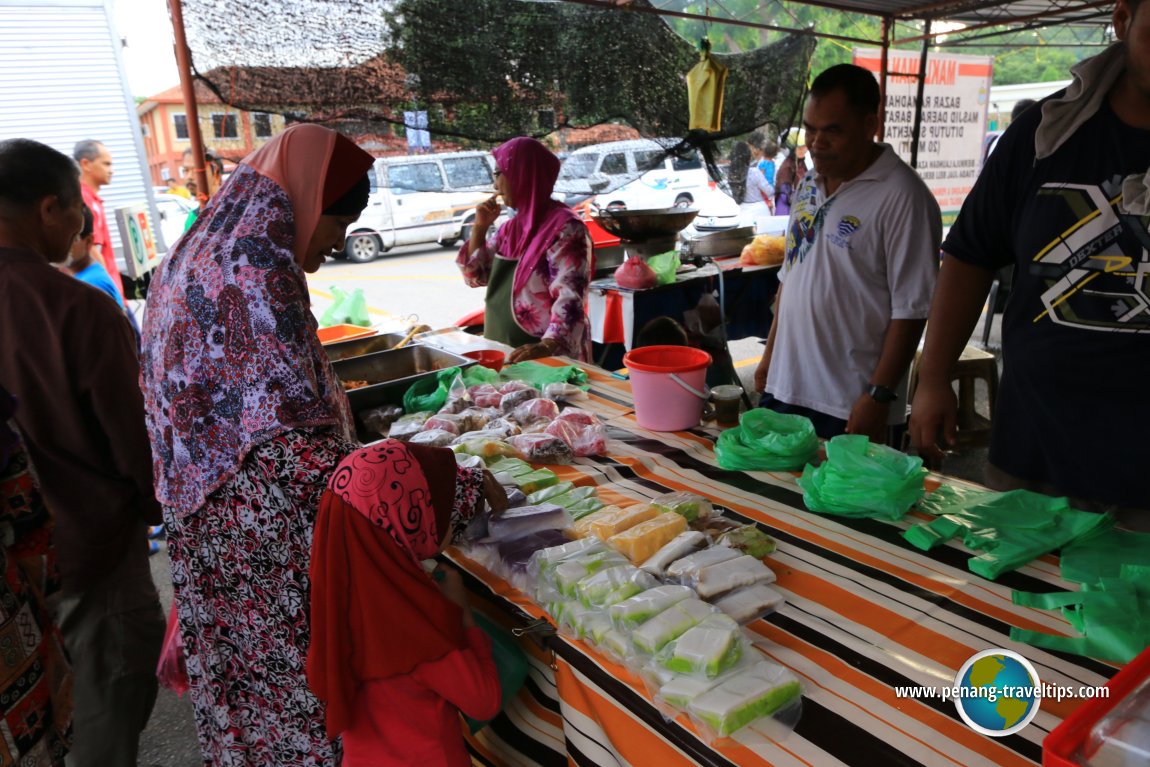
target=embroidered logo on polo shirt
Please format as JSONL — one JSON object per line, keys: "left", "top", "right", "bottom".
{"left": 828, "top": 215, "right": 861, "bottom": 248}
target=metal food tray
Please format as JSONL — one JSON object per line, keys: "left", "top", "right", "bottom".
{"left": 323, "top": 332, "right": 411, "bottom": 362}
{"left": 332, "top": 345, "right": 475, "bottom": 419}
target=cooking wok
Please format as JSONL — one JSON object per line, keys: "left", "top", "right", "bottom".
{"left": 590, "top": 207, "right": 698, "bottom": 241}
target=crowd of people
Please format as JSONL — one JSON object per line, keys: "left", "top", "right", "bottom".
{"left": 0, "top": 0, "right": 1146, "bottom": 763}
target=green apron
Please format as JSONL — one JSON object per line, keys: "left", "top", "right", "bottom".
{"left": 485, "top": 256, "right": 540, "bottom": 348}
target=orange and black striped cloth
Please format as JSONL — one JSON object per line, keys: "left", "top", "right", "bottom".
{"left": 449, "top": 358, "right": 1116, "bottom": 767}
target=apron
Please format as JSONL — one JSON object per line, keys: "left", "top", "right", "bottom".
{"left": 484, "top": 256, "right": 540, "bottom": 349}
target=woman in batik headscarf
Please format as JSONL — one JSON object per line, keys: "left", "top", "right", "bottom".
{"left": 308, "top": 439, "right": 502, "bottom": 767}
{"left": 0, "top": 386, "right": 72, "bottom": 765}
{"left": 457, "top": 137, "right": 593, "bottom": 362}
{"left": 140, "top": 124, "right": 375, "bottom": 766}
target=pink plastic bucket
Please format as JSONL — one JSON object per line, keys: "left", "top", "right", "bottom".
{"left": 622, "top": 345, "right": 712, "bottom": 432}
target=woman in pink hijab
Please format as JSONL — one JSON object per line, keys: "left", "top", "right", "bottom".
{"left": 457, "top": 137, "right": 592, "bottom": 362}
{"left": 141, "top": 124, "right": 374, "bottom": 766}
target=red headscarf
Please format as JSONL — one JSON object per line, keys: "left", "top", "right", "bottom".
{"left": 492, "top": 137, "right": 580, "bottom": 294}
{"left": 307, "top": 440, "right": 483, "bottom": 738}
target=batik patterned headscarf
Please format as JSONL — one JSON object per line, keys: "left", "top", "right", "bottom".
{"left": 141, "top": 124, "right": 375, "bottom": 516}
{"left": 492, "top": 137, "right": 580, "bottom": 294}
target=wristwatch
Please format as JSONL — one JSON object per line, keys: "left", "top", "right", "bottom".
{"left": 868, "top": 384, "right": 898, "bottom": 404}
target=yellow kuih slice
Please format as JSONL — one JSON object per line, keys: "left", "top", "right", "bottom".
{"left": 609, "top": 513, "right": 688, "bottom": 564}
{"left": 588, "top": 503, "right": 659, "bottom": 541}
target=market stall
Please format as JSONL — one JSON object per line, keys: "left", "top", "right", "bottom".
{"left": 435, "top": 358, "right": 1119, "bottom": 767}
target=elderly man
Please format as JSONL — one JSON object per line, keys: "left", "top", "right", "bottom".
{"left": 72, "top": 138, "right": 124, "bottom": 300}
{"left": 0, "top": 138, "right": 165, "bottom": 766}
{"left": 754, "top": 63, "right": 942, "bottom": 445}
{"left": 910, "top": 0, "right": 1150, "bottom": 529}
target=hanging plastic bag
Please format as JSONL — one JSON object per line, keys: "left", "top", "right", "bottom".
{"left": 645, "top": 251, "right": 681, "bottom": 287}
{"left": 402, "top": 367, "right": 462, "bottom": 414}
{"left": 686, "top": 41, "right": 729, "bottom": 133}
{"left": 318, "top": 286, "right": 371, "bottom": 327}
{"left": 797, "top": 434, "right": 926, "bottom": 521}
{"left": 614, "top": 256, "right": 658, "bottom": 289}
{"left": 715, "top": 409, "right": 818, "bottom": 472}
{"left": 463, "top": 611, "right": 529, "bottom": 733}
{"left": 904, "top": 484, "right": 1112, "bottom": 580}
{"left": 156, "top": 602, "right": 189, "bottom": 696}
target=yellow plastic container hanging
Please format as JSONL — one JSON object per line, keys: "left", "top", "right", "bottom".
{"left": 687, "top": 39, "right": 728, "bottom": 133}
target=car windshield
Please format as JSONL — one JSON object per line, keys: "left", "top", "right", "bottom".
{"left": 443, "top": 157, "right": 492, "bottom": 188}
{"left": 559, "top": 154, "right": 598, "bottom": 180}
{"left": 388, "top": 162, "right": 444, "bottom": 194}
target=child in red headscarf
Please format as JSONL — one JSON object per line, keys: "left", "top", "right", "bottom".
{"left": 307, "top": 440, "right": 505, "bottom": 767}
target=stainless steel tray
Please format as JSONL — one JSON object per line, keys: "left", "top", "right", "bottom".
{"left": 332, "top": 345, "right": 475, "bottom": 425}
{"left": 685, "top": 227, "right": 755, "bottom": 258}
{"left": 324, "top": 332, "right": 411, "bottom": 362}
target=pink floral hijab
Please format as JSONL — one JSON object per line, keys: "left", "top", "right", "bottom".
{"left": 141, "top": 125, "right": 374, "bottom": 516}
{"left": 492, "top": 137, "right": 580, "bottom": 294}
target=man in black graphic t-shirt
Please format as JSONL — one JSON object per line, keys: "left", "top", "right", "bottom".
{"left": 910, "top": 0, "right": 1150, "bottom": 528}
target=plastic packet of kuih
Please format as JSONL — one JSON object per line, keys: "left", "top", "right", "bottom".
{"left": 575, "top": 564, "right": 658, "bottom": 608}
{"left": 650, "top": 491, "right": 714, "bottom": 522}
{"left": 631, "top": 598, "right": 717, "bottom": 656}
{"left": 607, "top": 584, "right": 696, "bottom": 632}
{"left": 550, "top": 549, "right": 630, "bottom": 598}
{"left": 688, "top": 555, "right": 777, "bottom": 600}
{"left": 710, "top": 584, "right": 786, "bottom": 625}
{"left": 640, "top": 531, "right": 708, "bottom": 577}
{"left": 655, "top": 613, "right": 746, "bottom": 677}
{"left": 686, "top": 661, "right": 803, "bottom": 742}
{"left": 665, "top": 547, "right": 741, "bottom": 584}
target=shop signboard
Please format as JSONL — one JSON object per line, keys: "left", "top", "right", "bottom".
{"left": 854, "top": 49, "right": 994, "bottom": 225}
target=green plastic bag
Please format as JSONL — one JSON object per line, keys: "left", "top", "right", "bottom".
{"left": 499, "top": 361, "right": 588, "bottom": 388}
{"left": 904, "top": 485, "right": 1112, "bottom": 580}
{"left": 402, "top": 367, "right": 462, "bottom": 413}
{"left": 797, "top": 434, "right": 927, "bottom": 521}
{"left": 1010, "top": 563, "right": 1150, "bottom": 663}
{"left": 318, "top": 286, "right": 371, "bottom": 327}
{"left": 714, "top": 409, "right": 818, "bottom": 472}
{"left": 463, "top": 611, "right": 529, "bottom": 733}
{"left": 646, "top": 250, "right": 681, "bottom": 286}
{"left": 462, "top": 364, "right": 501, "bottom": 388}
{"left": 1059, "top": 527, "right": 1150, "bottom": 585}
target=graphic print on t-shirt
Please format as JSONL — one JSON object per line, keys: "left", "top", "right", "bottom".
{"left": 784, "top": 181, "right": 830, "bottom": 271}
{"left": 1029, "top": 174, "right": 1150, "bottom": 333}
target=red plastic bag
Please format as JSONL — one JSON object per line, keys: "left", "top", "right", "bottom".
{"left": 614, "top": 257, "right": 657, "bottom": 289}
{"left": 156, "top": 602, "right": 190, "bottom": 696}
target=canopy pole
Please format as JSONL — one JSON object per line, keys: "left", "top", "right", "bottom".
{"left": 167, "top": 0, "right": 209, "bottom": 202}
{"left": 878, "top": 16, "right": 891, "bottom": 141}
{"left": 910, "top": 19, "right": 932, "bottom": 169}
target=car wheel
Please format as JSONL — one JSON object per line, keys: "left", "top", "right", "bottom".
{"left": 674, "top": 194, "right": 693, "bottom": 208}
{"left": 345, "top": 233, "right": 381, "bottom": 263}
{"left": 439, "top": 236, "right": 459, "bottom": 248}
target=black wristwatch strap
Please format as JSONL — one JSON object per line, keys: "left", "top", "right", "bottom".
{"left": 868, "top": 384, "right": 898, "bottom": 403}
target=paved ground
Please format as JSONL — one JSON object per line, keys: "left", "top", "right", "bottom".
{"left": 138, "top": 243, "right": 1002, "bottom": 764}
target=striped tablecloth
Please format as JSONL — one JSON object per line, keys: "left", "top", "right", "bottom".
{"left": 449, "top": 359, "right": 1116, "bottom": 767}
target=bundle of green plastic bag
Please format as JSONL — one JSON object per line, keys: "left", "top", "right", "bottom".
{"left": 715, "top": 409, "right": 818, "bottom": 472}
{"left": 1009, "top": 528, "right": 1150, "bottom": 663}
{"left": 797, "top": 434, "right": 927, "bottom": 521}
{"left": 904, "top": 485, "right": 1111, "bottom": 580}
{"left": 402, "top": 367, "right": 462, "bottom": 413}
{"left": 318, "top": 286, "right": 370, "bottom": 327}
{"left": 499, "top": 361, "right": 588, "bottom": 388}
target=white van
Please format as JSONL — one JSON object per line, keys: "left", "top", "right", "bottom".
{"left": 343, "top": 151, "right": 495, "bottom": 262}
{"left": 554, "top": 139, "right": 711, "bottom": 211}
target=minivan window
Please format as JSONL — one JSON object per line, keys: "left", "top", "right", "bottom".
{"left": 388, "top": 163, "right": 444, "bottom": 195}
{"left": 635, "top": 150, "right": 664, "bottom": 172}
{"left": 601, "top": 153, "right": 628, "bottom": 175}
{"left": 443, "top": 157, "right": 493, "bottom": 188}
{"left": 672, "top": 151, "right": 703, "bottom": 171}
{"left": 560, "top": 154, "right": 597, "bottom": 180}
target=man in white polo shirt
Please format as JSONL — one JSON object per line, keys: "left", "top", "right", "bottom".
{"left": 753, "top": 64, "right": 941, "bottom": 445}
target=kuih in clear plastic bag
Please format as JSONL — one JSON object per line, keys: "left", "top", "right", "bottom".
{"left": 388, "top": 411, "right": 432, "bottom": 441}
{"left": 650, "top": 491, "right": 713, "bottom": 522}
{"left": 485, "top": 503, "right": 569, "bottom": 542}
{"left": 575, "top": 564, "right": 658, "bottom": 608}
{"left": 544, "top": 418, "right": 608, "bottom": 457}
{"left": 551, "top": 549, "right": 630, "bottom": 597}
{"left": 716, "top": 525, "right": 777, "bottom": 559}
{"left": 589, "top": 503, "right": 658, "bottom": 540}
{"left": 690, "top": 555, "right": 777, "bottom": 600}
{"left": 408, "top": 428, "right": 457, "bottom": 447}
{"left": 506, "top": 433, "right": 573, "bottom": 464}
{"left": 712, "top": 584, "right": 786, "bottom": 624}
{"left": 665, "top": 546, "right": 741, "bottom": 582}
{"left": 641, "top": 531, "right": 708, "bottom": 576}
{"left": 608, "top": 584, "right": 696, "bottom": 631}
{"left": 608, "top": 513, "right": 688, "bottom": 564}
{"left": 687, "top": 661, "right": 803, "bottom": 737}
{"left": 632, "top": 598, "right": 716, "bottom": 655}
{"left": 656, "top": 613, "right": 745, "bottom": 677}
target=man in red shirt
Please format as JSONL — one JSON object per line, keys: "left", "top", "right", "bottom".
{"left": 73, "top": 139, "right": 125, "bottom": 299}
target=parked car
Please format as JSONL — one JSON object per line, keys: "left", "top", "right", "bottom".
{"left": 153, "top": 192, "right": 197, "bottom": 252}
{"left": 342, "top": 151, "right": 496, "bottom": 263}
{"left": 554, "top": 139, "right": 711, "bottom": 211}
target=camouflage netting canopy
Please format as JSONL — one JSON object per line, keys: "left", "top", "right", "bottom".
{"left": 183, "top": 0, "right": 815, "bottom": 195}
